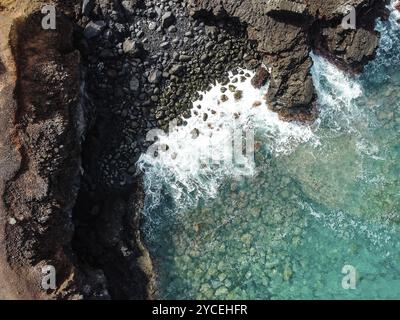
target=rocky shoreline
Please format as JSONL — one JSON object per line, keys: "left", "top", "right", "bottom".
{"left": 189, "top": 0, "right": 390, "bottom": 120}
{"left": 0, "top": 0, "right": 393, "bottom": 299}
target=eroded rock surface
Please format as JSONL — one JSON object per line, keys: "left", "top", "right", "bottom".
{"left": 1, "top": 7, "right": 104, "bottom": 299}
{"left": 189, "top": 0, "right": 389, "bottom": 119}
{"left": 0, "top": 1, "right": 154, "bottom": 299}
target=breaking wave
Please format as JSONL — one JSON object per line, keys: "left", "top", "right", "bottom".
{"left": 138, "top": 4, "right": 400, "bottom": 234}
{"left": 137, "top": 69, "right": 316, "bottom": 221}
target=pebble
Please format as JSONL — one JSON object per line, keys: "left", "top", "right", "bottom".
{"left": 162, "top": 12, "right": 175, "bottom": 28}
{"left": 84, "top": 20, "right": 106, "bottom": 39}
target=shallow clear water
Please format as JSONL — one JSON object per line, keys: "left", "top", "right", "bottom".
{"left": 138, "top": 7, "right": 400, "bottom": 299}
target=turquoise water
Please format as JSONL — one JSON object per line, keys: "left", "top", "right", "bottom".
{"left": 138, "top": 10, "right": 400, "bottom": 299}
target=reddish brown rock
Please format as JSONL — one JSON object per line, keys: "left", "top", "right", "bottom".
{"left": 251, "top": 67, "right": 270, "bottom": 89}
{"left": 0, "top": 0, "right": 155, "bottom": 299}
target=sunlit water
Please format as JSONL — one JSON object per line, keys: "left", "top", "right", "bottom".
{"left": 137, "top": 6, "right": 400, "bottom": 299}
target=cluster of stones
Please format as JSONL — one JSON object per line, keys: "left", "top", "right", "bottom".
{"left": 80, "top": 0, "right": 261, "bottom": 188}
{"left": 155, "top": 35, "right": 261, "bottom": 128}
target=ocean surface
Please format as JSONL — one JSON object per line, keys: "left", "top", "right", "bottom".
{"left": 137, "top": 4, "right": 400, "bottom": 299}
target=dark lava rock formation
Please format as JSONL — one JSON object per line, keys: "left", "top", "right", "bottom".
{"left": 189, "top": 0, "right": 389, "bottom": 120}
{"left": 0, "top": 4, "right": 96, "bottom": 299}
{"left": 0, "top": 0, "right": 154, "bottom": 299}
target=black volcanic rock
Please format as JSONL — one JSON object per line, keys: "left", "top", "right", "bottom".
{"left": 161, "top": 11, "right": 176, "bottom": 28}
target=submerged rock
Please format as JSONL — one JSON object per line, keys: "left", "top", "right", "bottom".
{"left": 234, "top": 90, "right": 243, "bottom": 101}
{"left": 221, "top": 94, "right": 229, "bottom": 102}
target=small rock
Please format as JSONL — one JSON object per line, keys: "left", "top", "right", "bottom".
{"left": 169, "top": 64, "right": 184, "bottom": 75}
{"left": 121, "top": 0, "right": 136, "bottom": 15}
{"left": 251, "top": 67, "right": 270, "bottom": 88}
{"left": 191, "top": 128, "right": 200, "bottom": 139}
{"left": 200, "top": 53, "right": 209, "bottom": 63}
{"left": 246, "top": 59, "right": 260, "bottom": 70}
{"left": 168, "top": 25, "right": 177, "bottom": 33}
{"left": 99, "top": 49, "right": 114, "bottom": 58}
{"left": 84, "top": 21, "right": 106, "bottom": 39}
{"left": 228, "top": 84, "right": 236, "bottom": 92}
{"left": 149, "top": 22, "right": 157, "bottom": 30}
{"left": 123, "top": 39, "right": 143, "bottom": 57}
{"left": 82, "top": 0, "right": 95, "bottom": 16}
{"left": 234, "top": 90, "right": 243, "bottom": 101}
{"left": 160, "top": 41, "right": 170, "bottom": 49}
{"left": 179, "top": 55, "right": 192, "bottom": 62}
{"left": 215, "top": 287, "right": 228, "bottom": 296}
{"left": 129, "top": 77, "right": 140, "bottom": 91}
{"left": 252, "top": 101, "right": 262, "bottom": 108}
{"left": 155, "top": 6, "right": 162, "bottom": 18}
{"left": 107, "top": 69, "right": 118, "bottom": 78}
{"left": 205, "top": 25, "right": 218, "bottom": 38}
{"left": 283, "top": 265, "right": 293, "bottom": 281}
{"left": 161, "top": 12, "right": 176, "bottom": 29}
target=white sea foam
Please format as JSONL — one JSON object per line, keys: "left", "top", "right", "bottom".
{"left": 371, "top": 1, "right": 400, "bottom": 77}
{"left": 310, "top": 53, "right": 363, "bottom": 134}
{"left": 389, "top": 0, "right": 400, "bottom": 21}
{"left": 311, "top": 54, "right": 362, "bottom": 111}
{"left": 311, "top": 0, "right": 400, "bottom": 131}
{"left": 138, "top": 5, "right": 400, "bottom": 223}
{"left": 304, "top": 202, "right": 397, "bottom": 251}
{"left": 139, "top": 55, "right": 375, "bottom": 219}
{"left": 137, "top": 69, "right": 316, "bottom": 213}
